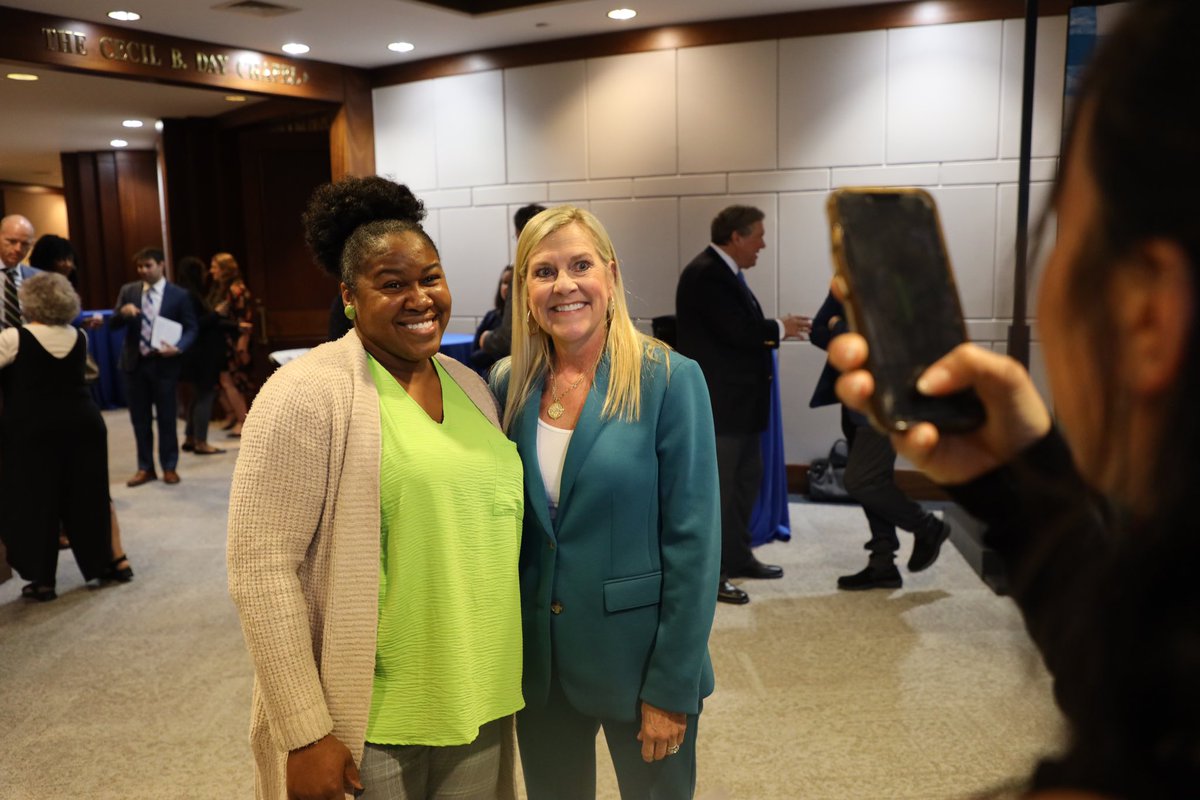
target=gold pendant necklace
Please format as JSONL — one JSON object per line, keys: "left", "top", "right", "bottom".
{"left": 547, "top": 349, "right": 602, "bottom": 420}
{"left": 547, "top": 369, "right": 587, "bottom": 420}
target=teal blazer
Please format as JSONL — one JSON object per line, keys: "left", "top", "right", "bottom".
{"left": 493, "top": 348, "right": 720, "bottom": 721}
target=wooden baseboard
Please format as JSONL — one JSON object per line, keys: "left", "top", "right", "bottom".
{"left": 787, "top": 463, "right": 949, "bottom": 501}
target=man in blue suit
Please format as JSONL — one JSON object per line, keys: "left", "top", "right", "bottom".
{"left": 676, "top": 205, "right": 809, "bottom": 604}
{"left": 111, "top": 247, "right": 197, "bottom": 487}
{"left": 1, "top": 215, "right": 40, "bottom": 331}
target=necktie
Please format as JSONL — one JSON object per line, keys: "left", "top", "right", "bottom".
{"left": 140, "top": 285, "right": 156, "bottom": 354}
{"left": 736, "top": 271, "right": 762, "bottom": 317}
{"left": 3, "top": 268, "right": 21, "bottom": 330}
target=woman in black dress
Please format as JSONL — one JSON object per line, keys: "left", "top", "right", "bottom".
{"left": 470, "top": 265, "right": 513, "bottom": 373}
{"left": 0, "top": 272, "right": 113, "bottom": 601}
{"left": 177, "top": 256, "right": 230, "bottom": 455}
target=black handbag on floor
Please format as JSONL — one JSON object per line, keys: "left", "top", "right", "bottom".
{"left": 808, "top": 439, "right": 851, "bottom": 502}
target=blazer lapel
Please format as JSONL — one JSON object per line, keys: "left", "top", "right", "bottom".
{"left": 516, "top": 376, "right": 556, "bottom": 543}
{"left": 555, "top": 356, "right": 609, "bottom": 524}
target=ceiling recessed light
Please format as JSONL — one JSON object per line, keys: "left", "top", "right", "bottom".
{"left": 608, "top": 8, "right": 637, "bottom": 20}
{"left": 122, "top": 119, "right": 144, "bottom": 128}
{"left": 6, "top": 73, "right": 38, "bottom": 82}
{"left": 387, "top": 42, "right": 415, "bottom": 53}
{"left": 154, "top": 120, "right": 164, "bottom": 132}
{"left": 107, "top": 10, "right": 141, "bottom": 21}
{"left": 281, "top": 43, "right": 310, "bottom": 55}
{"left": 110, "top": 139, "right": 129, "bottom": 148}
{"left": 225, "top": 95, "right": 247, "bottom": 102}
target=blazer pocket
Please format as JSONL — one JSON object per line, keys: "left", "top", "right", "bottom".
{"left": 603, "top": 571, "right": 662, "bottom": 613}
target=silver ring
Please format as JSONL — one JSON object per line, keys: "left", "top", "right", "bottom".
{"left": 667, "top": 744, "right": 681, "bottom": 755}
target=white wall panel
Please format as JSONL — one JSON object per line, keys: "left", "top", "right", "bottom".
{"left": 373, "top": 82, "right": 438, "bottom": 190}
{"left": 729, "top": 169, "right": 827, "bottom": 194}
{"left": 677, "top": 41, "right": 777, "bottom": 174}
{"left": 1000, "top": 16, "right": 1068, "bottom": 159}
{"left": 995, "top": 182, "right": 1056, "bottom": 319}
{"left": 831, "top": 164, "right": 939, "bottom": 187}
{"left": 473, "top": 184, "right": 548, "bottom": 207}
{"left": 434, "top": 71, "right": 506, "bottom": 189}
{"left": 779, "top": 30, "right": 886, "bottom": 168}
{"left": 547, "top": 179, "right": 633, "bottom": 201}
{"left": 438, "top": 205, "right": 511, "bottom": 318}
{"left": 778, "top": 192, "right": 835, "bottom": 321}
{"left": 591, "top": 198, "right": 680, "bottom": 319}
{"left": 633, "top": 175, "right": 726, "bottom": 197}
{"left": 588, "top": 50, "right": 677, "bottom": 179}
{"left": 929, "top": 186, "right": 998, "bottom": 319}
{"left": 887, "top": 21, "right": 1004, "bottom": 164}
{"left": 679, "top": 194, "right": 779, "bottom": 317}
{"left": 505, "top": 61, "right": 588, "bottom": 184}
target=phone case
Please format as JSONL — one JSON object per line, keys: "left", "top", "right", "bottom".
{"left": 826, "top": 186, "right": 979, "bottom": 432}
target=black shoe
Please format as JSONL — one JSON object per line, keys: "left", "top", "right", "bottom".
{"left": 728, "top": 558, "right": 784, "bottom": 580}
{"left": 717, "top": 580, "right": 750, "bottom": 605}
{"left": 908, "top": 518, "right": 952, "bottom": 572}
{"left": 837, "top": 564, "right": 902, "bottom": 591}
{"left": 21, "top": 582, "right": 57, "bottom": 602}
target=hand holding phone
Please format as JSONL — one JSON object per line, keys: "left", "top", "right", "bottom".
{"left": 826, "top": 187, "right": 985, "bottom": 433}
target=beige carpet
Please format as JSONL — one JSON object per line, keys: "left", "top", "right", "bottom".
{"left": 0, "top": 410, "right": 1063, "bottom": 799}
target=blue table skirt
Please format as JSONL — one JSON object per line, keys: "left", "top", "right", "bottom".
{"left": 76, "top": 309, "right": 126, "bottom": 411}
{"left": 750, "top": 351, "right": 791, "bottom": 547}
{"left": 439, "top": 332, "right": 475, "bottom": 366}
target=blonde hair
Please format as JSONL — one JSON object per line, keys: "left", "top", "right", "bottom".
{"left": 499, "top": 205, "right": 669, "bottom": 431}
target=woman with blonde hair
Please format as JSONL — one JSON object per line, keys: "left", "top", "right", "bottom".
{"left": 491, "top": 205, "right": 719, "bottom": 799}
{"left": 209, "top": 252, "right": 254, "bottom": 436}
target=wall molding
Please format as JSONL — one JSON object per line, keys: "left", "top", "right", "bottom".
{"left": 372, "top": 0, "right": 1072, "bottom": 87}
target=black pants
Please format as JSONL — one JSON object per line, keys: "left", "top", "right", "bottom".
{"left": 715, "top": 432, "right": 762, "bottom": 579}
{"left": 125, "top": 357, "right": 181, "bottom": 472}
{"left": 841, "top": 408, "right": 933, "bottom": 566}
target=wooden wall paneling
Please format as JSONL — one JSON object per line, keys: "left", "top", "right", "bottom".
{"left": 238, "top": 129, "right": 334, "bottom": 351}
{"left": 330, "top": 69, "right": 375, "bottom": 179}
{"left": 161, "top": 118, "right": 246, "bottom": 266}
{"left": 115, "top": 151, "right": 164, "bottom": 269}
{"left": 94, "top": 152, "right": 132, "bottom": 297}
{"left": 372, "top": 0, "right": 1074, "bottom": 86}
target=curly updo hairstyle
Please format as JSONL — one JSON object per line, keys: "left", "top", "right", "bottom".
{"left": 302, "top": 176, "right": 434, "bottom": 289}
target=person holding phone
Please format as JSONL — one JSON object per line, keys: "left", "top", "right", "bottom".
{"left": 809, "top": 290, "right": 951, "bottom": 590}
{"left": 831, "top": 2, "right": 1200, "bottom": 795}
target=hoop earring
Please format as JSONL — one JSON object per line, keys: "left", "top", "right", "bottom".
{"left": 344, "top": 305, "right": 356, "bottom": 321}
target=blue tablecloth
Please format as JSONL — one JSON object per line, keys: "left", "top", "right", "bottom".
{"left": 750, "top": 351, "right": 791, "bottom": 546}
{"left": 75, "top": 309, "right": 126, "bottom": 410}
{"left": 439, "top": 332, "right": 475, "bottom": 365}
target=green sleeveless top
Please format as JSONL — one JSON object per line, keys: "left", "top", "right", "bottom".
{"left": 365, "top": 356, "right": 524, "bottom": 745}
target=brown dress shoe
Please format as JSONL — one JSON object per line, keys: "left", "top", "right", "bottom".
{"left": 126, "top": 470, "right": 158, "bottom": 487}
{"left": 162, "top": 470, "right": 181, "bottom": 485}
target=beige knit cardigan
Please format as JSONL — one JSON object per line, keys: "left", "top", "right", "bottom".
{"left": 227, "top": 331, "right": 517, "bottom": 800}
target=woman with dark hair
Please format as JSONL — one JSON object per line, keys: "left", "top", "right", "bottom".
{"left": 176, "top": 256, "right": 229, "bottom": 455}
{"left": 469, "top": 265, "right": 513, "bottom": 372}
{"left": 209, "top": 252, "right": 254, "bottom": 437}
{"left": 0, "top": 272, "right": 115, "bottom": 601}
{"left": 27, "top": 234, "right": 77, "bottom": 284}
{"left": 831, "top": 2, "right": 1200, "bottom": 796}
{"left": 227, "top": 176, "right": 524, "bottom": 800}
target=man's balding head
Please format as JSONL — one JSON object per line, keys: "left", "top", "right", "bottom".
{"left": 0, "top": 215, "right": 35, "bottom": 269}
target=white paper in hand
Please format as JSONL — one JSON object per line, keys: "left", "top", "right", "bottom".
{"left": 150, "top": 315, "right": 183, "bottom": 350}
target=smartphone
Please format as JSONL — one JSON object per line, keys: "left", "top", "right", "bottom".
{"left": 826, "top": 187, "right": 985, "bottom": 433}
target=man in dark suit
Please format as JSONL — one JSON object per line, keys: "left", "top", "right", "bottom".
{"left": 1, "top": 215, "right": 39, "bottom": 331}
{"left": 676, "top": 205, "right": 810, "bottom": 604}
{"left": 809, "top": 291, "right": 952, "bottom": 590}
{"left": 111, "top": 247, "right": 197, "bottom": 487}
